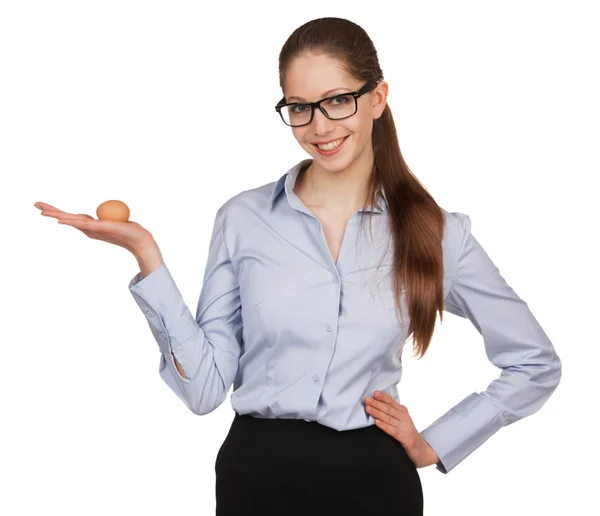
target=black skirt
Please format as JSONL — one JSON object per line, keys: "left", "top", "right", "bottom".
{"left": 215, "top": 412, "right": 424, "bottom": 515}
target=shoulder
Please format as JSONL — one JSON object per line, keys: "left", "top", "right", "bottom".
{"left": 441, "top": 207, "right": 472, "bottom": 265}
{"left": 218, "top": 182, "right": 276, "bottom": 215}
{"left": 210, "top": 167, "right": 286, "bottom": 232}
{"left": 442, "top": 208, "right": 471, "bottom": 238}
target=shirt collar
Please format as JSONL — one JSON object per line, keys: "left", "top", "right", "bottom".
{"left": 266, "top": 159, "right": 388, "bottom": 213}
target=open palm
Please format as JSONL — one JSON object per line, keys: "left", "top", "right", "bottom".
{"left": 34, "top": 201, "right": 154, "bottom": 255}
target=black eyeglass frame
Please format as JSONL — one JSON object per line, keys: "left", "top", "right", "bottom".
{"left": 275, "top": 79, "right": 381, "bottom": 127}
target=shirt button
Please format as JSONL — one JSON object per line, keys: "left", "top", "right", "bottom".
{"left": 341, "top": 309, "right": 347, "bottom": 315}
{"left": 312, "top": 375, "right": 320, "bottom": 382}
{"left": 325, "top": 324, "right": 332, "bottom": 332}
{"left": 159, "top": 332, "right": 166, "bottom": 339}
{"left": 145, "top": 310, "right": 154, "bottom": 318}
{"left": 332, "top": 277, "right": 339, "bottom": 283}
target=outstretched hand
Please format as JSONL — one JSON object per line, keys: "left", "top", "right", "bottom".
{"left": 365, "top": 390, "right": 440, "bottom": 469}
{"left": 34, "top": 201, "right": 154, "bottom": 255}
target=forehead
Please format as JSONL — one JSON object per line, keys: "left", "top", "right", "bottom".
{"left": 284, "top": 53, "right": 358, "bottom": 101}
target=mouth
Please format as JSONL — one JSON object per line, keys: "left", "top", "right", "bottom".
{"left": 312, "top": 135, "right": 349, "bottom": 156}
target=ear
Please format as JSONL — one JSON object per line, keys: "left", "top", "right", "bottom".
{"left": 372, "top": 81, "right": 389, "bottom": 120}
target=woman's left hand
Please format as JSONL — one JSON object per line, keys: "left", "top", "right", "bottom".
{"left": 365, "top": 390, "right": 440, "bottom": 469}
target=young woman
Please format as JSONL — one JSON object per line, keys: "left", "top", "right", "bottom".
{"left": 34, "top": 17, "right": 561, "bottom": 516}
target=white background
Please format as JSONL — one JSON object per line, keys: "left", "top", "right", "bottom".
{"left": 3, "top": 0, "right": 598, "bottom": 514}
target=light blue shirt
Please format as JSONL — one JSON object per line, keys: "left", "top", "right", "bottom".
{"left": 128, "top": 158, "right": 561, "bottom": 474}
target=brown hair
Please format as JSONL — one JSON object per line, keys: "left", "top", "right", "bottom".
{"left": 278, "top": 17, "right": 446, "bottom": 359}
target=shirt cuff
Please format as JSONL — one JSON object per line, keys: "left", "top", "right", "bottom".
{"left": 128, "top": 262, "right": 199, "bottom": 355}
{"left": 419, "top": 392, "right": 505, "bottom": 474}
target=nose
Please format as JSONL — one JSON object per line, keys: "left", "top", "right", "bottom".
{"left": 311, "top": 106, "right": 335, "bottom": 135}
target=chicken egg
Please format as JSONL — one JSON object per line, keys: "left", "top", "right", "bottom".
{"left": 96, "top": 200, "right": 130, "bottom": 222}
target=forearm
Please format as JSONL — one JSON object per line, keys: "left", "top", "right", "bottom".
{"left": 133, "top": 240, "right": 189, "bottom": 378}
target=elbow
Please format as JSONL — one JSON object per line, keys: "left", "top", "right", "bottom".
{"left": 189, "top": 404, "right": 217, "bottom": 416}
{"left": 534, "top": 344, "right": 562, "bottom": 394}
{"left": 191, "top": 400, "right": 225, "bottom": 416}
{"left": 189, "top": 385, "right": 229, "bottom": 416}
{"left": 550, "top": 353, "right": 562, "bottom": 392}
{"left": 535, "top": 351, "right": 562, "bottom": 405}
{"left": 190, "top": 355, "right": 237, "bottom": 415}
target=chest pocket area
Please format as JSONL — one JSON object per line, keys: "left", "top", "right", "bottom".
{"left": 356, "top": 279, "right": 410, "bottom": 332}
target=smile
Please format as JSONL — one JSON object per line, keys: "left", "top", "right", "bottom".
{"left": 312, "top": 136, "right": 349, "bottom": 156}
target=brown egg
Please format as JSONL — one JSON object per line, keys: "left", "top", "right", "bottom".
{"left": 96, "top": 200, "right": 130, "bottom": 222}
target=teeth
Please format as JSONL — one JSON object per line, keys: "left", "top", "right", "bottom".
{"left": 317, "top": 137, "right": 346, "bottom": 151}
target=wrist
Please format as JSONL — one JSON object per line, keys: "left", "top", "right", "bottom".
{"left": 417, "top": 434, "right": 440, "bottom": 467}
{"left": 132, "top": 235, "right": 159, "bottom": 259}
{"left": 425, "top": 441, "right": 440, "bottom": 466}
{"left": 134, "top": 239, "right": 164, "bottom": 278}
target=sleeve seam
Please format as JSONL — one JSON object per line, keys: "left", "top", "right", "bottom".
{"left": 444, "top": 213, "right": 470, "bottom": 306}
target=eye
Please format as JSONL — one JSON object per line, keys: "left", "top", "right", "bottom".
{"left": 324, "top": 95, "right": 350, "bottom": 107}
{"left": 290, "top": 103, "right": 309, "bottom": 114}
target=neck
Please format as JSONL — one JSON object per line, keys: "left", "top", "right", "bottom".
{"left": 295, "top": 148, "right": 375, "bottom": 213}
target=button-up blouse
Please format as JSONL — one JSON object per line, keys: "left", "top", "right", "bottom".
{"left": 128, "top": 158, "right": 562, "bottom": 474}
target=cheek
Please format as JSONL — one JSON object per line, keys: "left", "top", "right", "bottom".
{"left": 347, "top": 115, "right": 370, "bottom": 138}
{"left": 294, "top": 129, "right": 313, "bottom": 146}
{"left": 346, "top": 122, "right": 370, "bottom": 150}
{"left": 358, "top": 115, "right": 374, "bottom": 135}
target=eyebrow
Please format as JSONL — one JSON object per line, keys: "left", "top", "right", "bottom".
{"left": 286, "top": 87, "right": 352, "bottom": 103}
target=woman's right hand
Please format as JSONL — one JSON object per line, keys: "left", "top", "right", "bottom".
{"left": 34, "top": 201, "right": 155, "bottom": 256}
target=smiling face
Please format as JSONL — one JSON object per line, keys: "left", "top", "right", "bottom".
{"left": 282, "top": 52, "right": 388, "bottom": 174}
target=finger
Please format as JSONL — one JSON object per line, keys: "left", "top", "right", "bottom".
{"left": 367, "top": 392, "right": 404, "bottom": 420}
{"left": 376, "top": 391, "right": 408, "bottom": 413}
{"left": 58, "top": 218, "right": 104, "bottom": 230}
{"left": 57, "top": 213, "right": 95, "bottom": 220}
{"left": 374, "top": 391, "right": 395, "bottom": 403}
{"left": 366, "top": 402, "right": 401, "bottom": 426}
{"left": 374, "top": 418, "right": 395, "bottom": 433}
{"left": 39, "top": 207, "right": 75, "bottom": 219}
{"left": 40, "top": 210, "right": 71, "bottom": 220}
{"left": 45, "top": 212, "right": 94, "bottom": 222}
{"left": 36, "top": 202, "right": 95, "bottom": 220}
{"left": 373, "top": 417, "right": 402, "bottom": 442}
{"left": 34, "top": 202, "right": 68, "bottom": 213}
{"left": 56, "top": 219, "right": 107, "bottom": 241}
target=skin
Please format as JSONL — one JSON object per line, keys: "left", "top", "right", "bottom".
{"left": 286, "top": 52, "right": 385, "bottom": 213}
{"left": 284, "top": 52, "right": 440, "bottom": 470}
{"left": 32, "top": 202, "right": 154, "bottom": 256}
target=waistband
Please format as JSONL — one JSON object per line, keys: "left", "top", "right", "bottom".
{"left": 232, "top": 411, "right": 382, "bottom": 437}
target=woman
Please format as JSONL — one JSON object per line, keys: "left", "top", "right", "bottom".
{"left": 34, "top": 17, "right": 562, "bottom": 516}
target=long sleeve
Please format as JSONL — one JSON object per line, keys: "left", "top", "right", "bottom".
{"left": 420, "top": 212, "right": 562, "bottom": 474}
{"left": 128, "top": 207, "right": 243, "bottom": 415}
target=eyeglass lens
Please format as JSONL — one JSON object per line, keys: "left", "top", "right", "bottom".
{"left": 281, "top": 95, "right": 356, "bottom": 126}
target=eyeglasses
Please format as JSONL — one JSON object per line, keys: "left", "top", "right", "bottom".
{"left": 275, "top": 79, "right": 380, "bottom": 127}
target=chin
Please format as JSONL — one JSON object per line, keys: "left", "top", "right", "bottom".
{"left": 310, "top": 149, "right": 355, "bottom": 171}
{"left": 327, "top": 150, "right": 354, "bottom": 166}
